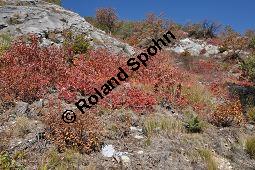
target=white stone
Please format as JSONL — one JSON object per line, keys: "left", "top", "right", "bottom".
{"left": 223, "top": 51, "right": 229, "bottom": 55}
{"left": 102, "top": 145, "right": 115, "bottom": 157}
{"left": 121, "top": 155, "right": 130, "bottom": 164}
{"left": 134, "top": 135, "right": 144, "bottom": 139}
{"left": 170, "top": 38, "right": 219, "bottom": 57}
{"left": 130, "top": 126, "right": 143, "bottom": 132}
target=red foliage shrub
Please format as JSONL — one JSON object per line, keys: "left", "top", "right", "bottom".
{"left": 57, "top": 49, "right": 158, "bottom": 112}
{"left": 57, "top": 49, "right": 128, "bottom": 102}
{"left": 192, "top": 59, "right": 217, "bottom": 74}
{"left": 42, "top": 97, "right": 102, "bottom": 154}
{"left": 99, "top": 86, "right": 157, "bottom": 112}
{"left": 0, "top": 35, "right": 67, "bottom": 103}
{"left": 132, "top": 52, "right": 187, "bottom": 88}
{"left": 130, "top": 52, "right": 194, "bottom": 109}
{"left": 125, "top": 13, "right": 170, "bottom": 47}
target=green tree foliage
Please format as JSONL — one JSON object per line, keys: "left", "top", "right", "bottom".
{"left": 113, "top": 21, "right": 136, "bottom": 40}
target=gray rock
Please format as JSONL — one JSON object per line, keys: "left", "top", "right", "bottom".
{"left": 130, "top": 126, "right": 143, "bottom": 132}
{"left": 28, "top": 99, "right": 43, "bottom": 117}
{"left": 205, "top": 44, "right": 219, "bottom": 57}
{"left": 169, "top": 38, "right": 219, "bottom": 57}
{"left": 246, "top": 124, "right": 254, "bottom": 130}
{"left": 40, "top": 37, "right": 54, "bottom": 47}
{"left": 14, "top": 101, "right": 28, "bottom": 116}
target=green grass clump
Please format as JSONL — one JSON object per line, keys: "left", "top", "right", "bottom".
{"left": 0, "top": 33, "right": 12, "bottom": 56}
{"left": 245, "top": 137, "right": 255, "bottom": 159}
{"left": 39, "top": 148, "right": 83, "bottom": 169}
{"left": 143, "top": 115, "right": 184, "bottom": 137}
{"left": 247, "top": 107, "right": 255, "bottom": 122}
{"left": 198, "top": 149, "right": 218, "bottom": 170}
{"left": 12, "top": 116, "right": 32, "bottom": 138}
{"left": 182, "top": 84, "right": 215, "bottom": 109}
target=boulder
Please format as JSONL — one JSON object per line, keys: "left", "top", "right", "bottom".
{"left": 170, "top": 38, "right": 219, "bottom": 57}
{"left": 27, "top": 99, "right": 43, "bottom": 117}
{"left": 14, "top": 101, "right": 28, "bottom": 116}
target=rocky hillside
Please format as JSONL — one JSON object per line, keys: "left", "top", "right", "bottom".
{"left": 0, "top": 1, "right": 255, "bottom": 170}
{"left": 0, "top": 0, "right": 135, "bottom": 55}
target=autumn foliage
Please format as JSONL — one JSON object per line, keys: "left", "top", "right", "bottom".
{"left": 0, "top": 35, "right": 66, "bottom": 103}
{"left": 210, "top": 100, "right": 244, "bottom": 127}
{"left": 42, "top": 97, "right": 102, "bottom": 154}
{"left": 96, "top": 7, "right": 118, "bottom": 33}
{"left": 0, "top": 31, "right": 251, "bottom": 154}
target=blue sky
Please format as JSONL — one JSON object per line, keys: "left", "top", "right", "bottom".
{"left": 62, "top": 0, "right": 255, "bottom": 33}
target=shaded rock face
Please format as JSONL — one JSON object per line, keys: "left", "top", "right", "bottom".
{"left": 0, "top": 0, "right": 135, "bottom": 55}
{"left": 228, "top": 83, "right": 255, "bottom": 109}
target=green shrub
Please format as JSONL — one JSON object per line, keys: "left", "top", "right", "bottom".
{"left": 63, "top": 33, "right": 90, "bottom": 55}
{"left": 0, "top": 152, "right": 24, "bottom": 169}
{"left": 113, "top": 21, "right": 135, "bottom": 40}
{"left": 245, "top": 137, "right": 255, "bottom": 159}
{"left": 241, "top": 55, "right": 255, "bottom": 82}
{"left": 249, "top": 37, "right": 255, "bottom": 49}
{"left": 219, "top": 46, "right": 228, "bottom": 53}
{"left": 72, "top": 35, "right": 90, "bottom": 54}
{"left": 185, "top": 116, "right": 203, "bottom": 133}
